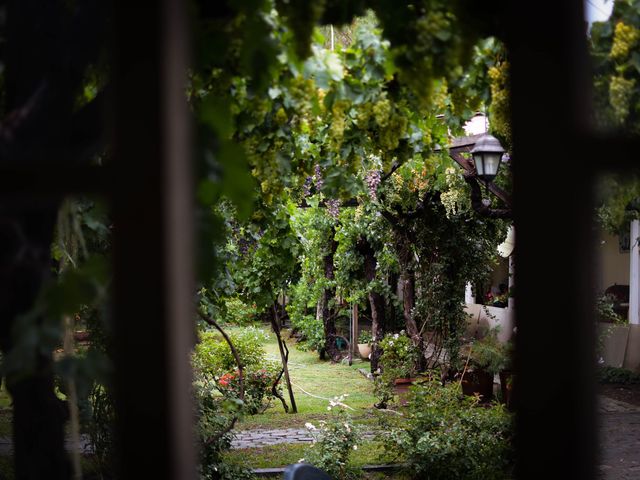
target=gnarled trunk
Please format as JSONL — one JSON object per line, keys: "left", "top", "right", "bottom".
{"left": 319, "top": 232, "right": 340, "bottom": 362}
{"left": 357, "top": 238, "right": 385, "bottom": 373}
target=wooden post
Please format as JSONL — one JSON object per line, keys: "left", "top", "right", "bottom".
{"left": 353, "top": 303, "right": 359, "bottom": 350}
{"left": 629, "top": 220, "right": 639, "bottom": 325}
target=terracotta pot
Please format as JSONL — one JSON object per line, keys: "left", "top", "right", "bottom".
{"left": 499, "top": 370, "right": 514, "bottom": 410}
{"left": 357, "top": 343, "right": 371, "bottom": 360}
{"left": 393, "top": 377, "right": 416, "bottom": 405}
{"left": 460, "top": 369, "right": 494, "bottom": 402}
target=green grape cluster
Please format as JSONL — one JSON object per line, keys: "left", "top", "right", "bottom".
{"left": 488, "top": 61, "right": 511, "bottom": 150}
{"left": 373, "top": 97, "right": 391, "bottom": 127}
{"left": 356, "top": 102, "right": 373, "bottom": 127}
{"left": 609, "top": 75, "right": 636, "bottom": 123}
{"left": 274, "top": 107, "right": 288, "bottom": 126}
{"left": 378, "top": 110, "right": 408, "bottom": 151}
{"left": 610, "top": 21, "right": 640, "bottom": 61}
{"left": 288, "top": 76, "right": 316, "bottom": 115}
{"left": 329, "top": 100, "right": 350, "bottom": 150}
{"left": 396, "top": 5, "right": 464, "bottom": 105}
{"left": 439, "top": 167, "right": 469, "bottom": 218}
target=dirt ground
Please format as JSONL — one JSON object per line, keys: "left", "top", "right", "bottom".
{"left": 598, "top": 383, "right": 640, "bottom": 407}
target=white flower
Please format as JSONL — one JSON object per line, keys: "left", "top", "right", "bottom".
{"left": 353, "top": 445, "right": 358, "bottom": 450}
{"left": 393, "top": 333, "right": 399, "bottom": 339}
{"left": 388, "top": 340, "right": 394, "bottom": 346}
{"left": 327, "top": 406, "right": 332, "bottom": 411}
{"left": 305, "top": 422, "right": 317, "bottom": 431}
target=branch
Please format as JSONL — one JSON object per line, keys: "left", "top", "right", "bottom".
{"left": 463, "top": 172, "right": 512, "bottom": 219}
{"left": 196, "top": 309, "right": 246, "bottom": 445}
{"left": 197, "top": 309, "right": 245, "bottom": 402}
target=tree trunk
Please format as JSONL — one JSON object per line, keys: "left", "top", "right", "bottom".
{"left": 396, "top": 234, "right": 426, "bottom": 370}
{"left": 357, "top": 238, "right": 385, "bottom": 373}
{"left": 401, "top": 267, "right": 426, "bottom": 370}
{"left": 319, "top": 232, "right": 341, "bottom": 362}
{"left": 272, "top": 303, "right": 297, "bottom": 413}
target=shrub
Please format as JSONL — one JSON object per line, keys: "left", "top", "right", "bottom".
{"left": 462, "top": 330, "right": 509, "bottom": 375}
{"left": 194, "top": 371, "right": 254, "bottom": 480}
{"left": 194, "top": 326, "right": 269, "bottom": 375}
{"left": 357, "top": 329, "right": 372, "bottom": 344}
{"left": 597, "top": 365, "right": 640, "bottom": 384}
{"left": 378, "top": 377, "right": 514, "bottom": 479}
{"left": 374, "top": 331, "right": 420, "bottom": 407}
{"left": 216, "top": 365, "right": 281, "bottom": 414}
{"left": 193, "top": 326, "right": 281, "bottom": 415}
{"left": 596, "top": 293, "right": 625, "bottom": 324}
{"left": 223, "top": 297, "right": 258, "bottom": 326}
{"left": 302, "top": 394, "right": 361, "bottom": 480}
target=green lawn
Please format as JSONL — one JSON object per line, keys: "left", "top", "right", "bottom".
{"left": 220, "top": 325, "right": 415, "bottom": 477}
{"left": 234, "top": 325, "right": 380, "bottom": 430}
{"left": 223, "top": 439, "right": 400, "bottom": 470}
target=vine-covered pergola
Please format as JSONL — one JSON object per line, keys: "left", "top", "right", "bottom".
{"left": 0, "top": 1, "right": 624, "bottom": 479}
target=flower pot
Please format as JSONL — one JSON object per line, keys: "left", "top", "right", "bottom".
{"left": 460, "top": 369, "right": 494, "bottom": 402}
{"left": 499, "top": 369, "right": 514, "bottom": 410}
{"left": 357, "top": 343, "right": 371, "bottom": 360}
{"left": 393, "top": 377, "right": 416, "bottom": 405}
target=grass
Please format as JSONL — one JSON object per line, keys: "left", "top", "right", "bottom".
{"left": 218, "top": 324, "right": 414, "bottom": 478}
{"left": 223, "top": 439, "right": 398, "bottom": 469}
{"left": 231, "top": 325, "right": 380, "bottom": 430}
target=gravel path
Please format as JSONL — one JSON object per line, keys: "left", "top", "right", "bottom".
{"left": 598, "top": 395, "right": 640, "bottom": 479}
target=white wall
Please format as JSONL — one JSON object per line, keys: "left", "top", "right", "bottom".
{"left": 597, "top": 230, "right": 629, "bottom": 292}
{"left": 464, "top": 303, "right": 514, "bottom": 343}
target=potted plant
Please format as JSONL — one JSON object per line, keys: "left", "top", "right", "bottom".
{"left": 458, "top": 329, "right": 507, "bottom": 403}
{"left": 498, "top": 339, "right": 514, "bottom": 410}
{"left": 357, "top": 329, "right": 373, "bottom": 360}
{"left": 374, "top": 331, "right": 420, "bottom": 407}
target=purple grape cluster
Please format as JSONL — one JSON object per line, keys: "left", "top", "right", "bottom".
{"left": 302, "top": 176, "right": 312, "bottom": 197}
{"left": 326, "top": 199, "right": 340, "bottom": 219}
{"left": 365, "top": 169, "right": 381, "bottom": 201}
{"left": 313, "top": 164, "right": 324, "bottom": 191}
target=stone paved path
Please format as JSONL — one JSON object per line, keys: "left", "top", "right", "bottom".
{"left": 231, "top": 427, "right": 377, "bottom": 449}
{"left": 597, "top": 395, "right": 640, "bottom": 479}
{"left": 230, "top": 395, "right": 640, "bottom": 480}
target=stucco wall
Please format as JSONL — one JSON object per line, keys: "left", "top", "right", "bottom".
{"left": 464, "top": 303, "right": 514, "bottom": 343}
{"left": 597, "top": 230, "right": 629, "bottom": 292}
{"left": 598, "top": 323, "right": 640, "bottom": 372}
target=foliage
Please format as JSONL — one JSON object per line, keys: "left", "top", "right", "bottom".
{"left": 590, "top": 1, "right": 640, "bottom": 134}
{"left": 460, "top": 330, "right": 509, "bottom": 375}
{"left": 378, "top": 331, "right": 420, "bottom": 379}
{"left": 357, "top": 329, "right": 373, "bottom": 344}
{"left": 194, "top": 371, "right": 254, "bottom": 480}
{"left": 302, "top": 394, "right": 362, "bottom": 480}
{"left": 591, "top": 2, "right": 640, "bottom": 233}
{"left": 193, "top": 327, "right": 281, "bottom": 415}
{"left": 596, "top": 293, "right": 625, "bottom": 324}
{"left": 378, "top": 378, "right": 514, "bottom": 479}
{"left": 596, "top": 365, "right": 640, "bottom": 384}
{"left": 194, "top": 327, "right": 270, "bottom": 374}
{"left": 374, "top": 331, "right": 420, "bottom": 406}
{"left": 392, "top": 189, "right": 508, "bottom": 367}
{"left": 595, "top": 173, "right": 640, "bottom": 233}
{"left": 217, "top": 366, "right": 281, "bottom": 415}
{"left": 222, "top": 297, "right": 259, "bottom": 326}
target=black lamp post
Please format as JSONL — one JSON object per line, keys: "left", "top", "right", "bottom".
{"left": 470, "top": 133, "right": 505, "bottom": 185}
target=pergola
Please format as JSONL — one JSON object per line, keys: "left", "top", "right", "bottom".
{"left": 3, "top": 1, "right": 624, "bottom": 479}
